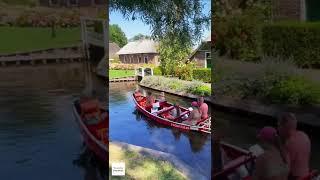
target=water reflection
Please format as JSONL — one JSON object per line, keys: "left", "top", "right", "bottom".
{"left": 0, "top": 63, "right": 107, "bottom": 180}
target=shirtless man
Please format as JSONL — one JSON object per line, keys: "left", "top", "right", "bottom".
{"left": 198, "top": 96, "right": 208, "bottom": 119}
{"left": 277, "top": 112, "right": 311, "bottom": 180}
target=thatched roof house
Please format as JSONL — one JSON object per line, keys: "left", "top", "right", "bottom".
{"left": 109, "top": 42, "right": 120, "bottom": 61}
{"left": 116, "top": 39, "right": 159, "bottom": 65}
{"left": 189, "top": 34, "right": 211, "bottom": 68}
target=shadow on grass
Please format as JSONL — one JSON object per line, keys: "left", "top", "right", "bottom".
{"left": 109, "top": 144, "right": 186, "bottom": 180}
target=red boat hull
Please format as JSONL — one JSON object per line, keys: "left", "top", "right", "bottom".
{"left": 132, "top": 94, "right": 211, "bottom": 134}
{"left": 73, "top": 104, "right": 108, "bottom": 162}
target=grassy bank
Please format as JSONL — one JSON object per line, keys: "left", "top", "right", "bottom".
{"left": 140, "top": 76, "right": 211, "bottom": 96}
{"left": 109, "top": 70, "right": 135, "bottom": 79}
{"left": 109, "top": 143, "right": 186, "bottom": 180}
{"left": 0, "top": 27, "right": 80, "bottom": 53}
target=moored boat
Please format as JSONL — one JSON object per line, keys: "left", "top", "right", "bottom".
{"left": 214, "top": 142, "right": 319, "bottom": 180}
{"left": 132, "top": 93, "right": 211, "bottom": 134}
{"left": 73, "top": 98, "right": 108, "bottom": 162}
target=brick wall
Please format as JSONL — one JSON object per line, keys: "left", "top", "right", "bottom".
{"left": 119, "top": 53, "right": 159, "bottom": 65}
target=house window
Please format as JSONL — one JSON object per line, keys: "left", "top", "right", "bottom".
{"left": 144, "top": 56, "right": 148, "bottom": 64}
{"left": 139, "top": 57, "right": 142, "bottom": 63}
{"left": 205, "top": 52, "right": 211, "bottom": 68}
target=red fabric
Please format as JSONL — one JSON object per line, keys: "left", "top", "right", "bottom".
{"left": 81, "top": 100, "right": 100, "bottom": 114}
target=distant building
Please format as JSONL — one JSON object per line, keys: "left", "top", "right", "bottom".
{"left": 39, "top": 0, "right": 107, "bottom": 7}
{"left": 116, "top": 39, "right": 159, "bottom": 65}
{"left": 109, "top": 42, "right": 120, "bottom": 61}
{"left": 274, "top": 0, "right": 320, "bottom": 21}
{"left": 189, "top": 35, "right": 211, "bottom": 68}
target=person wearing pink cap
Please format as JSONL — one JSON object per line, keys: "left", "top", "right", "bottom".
{"left": 252, "top": 126, "right": 289, "bottom": 180}
{"left": 182, "top": 101, "right": 201, "bottom": 125}
{"left": 277, "top": 112, "right": 311, "bottom": 180}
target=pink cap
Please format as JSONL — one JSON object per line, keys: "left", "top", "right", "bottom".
{"left": 191, "top": 101, "right": 198, "bottom": 107}
{"left": 257, "top": 126, "right": 277, "bottom": 142}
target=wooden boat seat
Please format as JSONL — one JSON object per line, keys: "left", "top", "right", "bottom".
{"left": 157, "top": 106, "right": 174, "bottom": 116}
{"left": 173, "top": 111, "right": 189, "bottom": 121}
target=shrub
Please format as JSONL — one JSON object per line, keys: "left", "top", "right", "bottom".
{"left": 266, "top": 76, "right": 320, "bottom": 105}
{"left": 153, "top": 67, "right": 162, "bottom": 75}
{"left": 193, "top": 68, "right": 211, "bottom": 83}
{"left": 214, "top": 10, "right": 263, "bottom": 61}
{"left": 140, "top": 76, "right": 211, "bottom": 96}
{"left": 174, "top": 62, "right": 194, "bottom": 81}
{"left": 262, "top": 22, "right": 320, "bottom": 68}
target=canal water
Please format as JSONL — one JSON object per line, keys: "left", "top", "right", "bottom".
{"left": 0, "top": 62, "right": 107, "bottom": 180}
{"left": 109, "top": 82, "right": 212, "bottom": 178}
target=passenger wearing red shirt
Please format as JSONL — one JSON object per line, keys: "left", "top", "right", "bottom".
{"left": 277, "top": 112, "right": 311, "bottom": 180}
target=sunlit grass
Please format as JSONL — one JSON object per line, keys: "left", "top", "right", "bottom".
{"left": 109, "top": 143, "right": 186, "bottom": 180}
{"left": 109, "top": 70, "right": 135, "bottom": 79}
{"left": 0, "top": 27, "right": 81, "bottom": 53}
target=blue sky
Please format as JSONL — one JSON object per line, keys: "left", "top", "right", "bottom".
{"left": 109, "top": 0, "right": 211, "bottom": 47}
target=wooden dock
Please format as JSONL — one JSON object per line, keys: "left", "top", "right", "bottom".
{"left": 0, "top": 46, "right": 84, "bottom": 67}
{"left": 109, "top": 76, "right": 137, "bottom": 82}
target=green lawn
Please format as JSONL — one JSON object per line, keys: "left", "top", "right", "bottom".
{"left": 109, "top": 143, "right": 186, "bottom": 180}
{"left": 109, "top": 70, "right": 135, "bottom": 79}
{"left": 0, "top": 27, "right": 81, "bottom": 54}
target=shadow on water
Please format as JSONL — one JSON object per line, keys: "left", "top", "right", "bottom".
{"left": 73, "top": 146, "right": 108, "bottom": 180}
{"left": 133, "top": 109, "right": 210, "bottom": 153}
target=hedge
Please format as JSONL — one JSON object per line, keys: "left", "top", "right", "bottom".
{"left": 140, "top": 76, "right": 211, "bottom": 96}
{"left": 262, "top": 22, "right": 320, "bottom": 68}
{"left": 193, "top": 68, "right": 211, "bottom": 83}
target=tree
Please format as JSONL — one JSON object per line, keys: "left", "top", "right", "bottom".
{"left": 158, "top": 35, "right": 192, "bottom": 76}
{"left": 110, "top": 0, "right": 210, "bottom": 48}
{"left": 130, "top": 33, "right": 150, "bottom": 41}
{"left": 109, "top": 24, "right": 128, "bottom": 47}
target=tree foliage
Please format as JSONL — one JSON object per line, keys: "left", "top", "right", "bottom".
{"left": 158, "top": 35, "right": 191, "bottom": 76}
{"left": 213, "top": 0, "right": 272, "bottom": 60}
{"left": 130, "top": 33, "right": 150, "bottom": 41}
{"left": 109, "top": 24, "right": 127, "bottom": 47}
{"left": 110, "top": 0, "right": 210, "bottom": 47}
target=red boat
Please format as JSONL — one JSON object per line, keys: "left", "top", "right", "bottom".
{"left": 214, "top": 142, "right": 319, "bottom": 180}
{"left": 73, "top": 98, "right": 108, "bottom": 162}
{"left": 132, "top": 93, "right": 211, "bottom": 134}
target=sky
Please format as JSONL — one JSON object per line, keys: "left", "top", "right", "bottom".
{"left": 109, "top": 0, "right": 211, "bottom": 47}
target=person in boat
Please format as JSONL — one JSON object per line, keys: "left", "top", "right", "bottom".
{"left": 145, "top": 91, "right": 155, "bottom": 112}
{"left": 134, "top": 89, "right": 143, "bottom": 102}
{"left": 198, "top": 96, "right": 208, "bottom": 119}
{"left": 79, "top": 90, "right": 102, "bottom": 124}
{"left": 252, "top": 126, "right": 289, "bottom": 180}
{"left": 182, "top": 101, "right": 201, "bottom": 125}
{"left": 167, "top": 103, "right": 181, "bottom": 121}
{"left": 277, "top": 112, "right": 311, "bottom": 180}
{"left": 158, "top": 92, "right": 166, "bottom": 102}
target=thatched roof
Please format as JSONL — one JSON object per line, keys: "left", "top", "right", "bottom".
{"left": 116, "top": 39, "right": 158, "bottom": 55}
